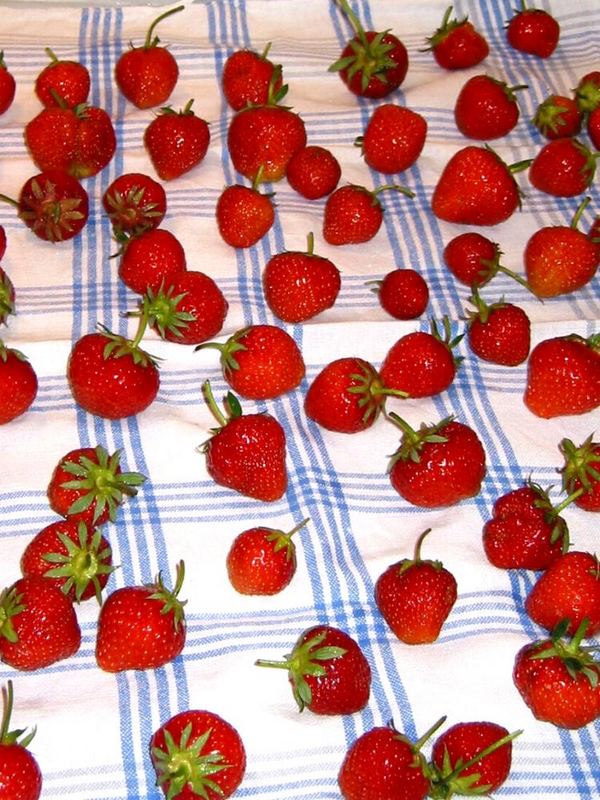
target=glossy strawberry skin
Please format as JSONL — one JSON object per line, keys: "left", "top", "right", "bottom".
{"left": 506, "top": 9, "right": 560, "bottom": 58}
{"left": 119, "top": 227, "right": 187, "bottom": 295}
{"left": 524, "top": 225, "right": 600, "bottom": 297}
{"left": 529, "top": 138, "right": 596, "bottom": 197}
{"left": 215, "top": 184, "right": 275, "bottom": 248}
{"left": 286, "top": 145, "right": 341, "bottom": 199}
{"left": 376, "top": 269, "right": 429, "bottom": 320}
{"left": 379, "top": 330, "right": 457, "bottom": 398}
{"left": 102, "top": 172, "right": 167, "bottom": 235}
{"left": 588, "top": 107, "right": 600, "bottom": 149}
{"left": 323, "top": 185, "right": 384, "bottom": 246}
{"left": 426, "top": 14, "right": 489, "bottom": 71}
{"left": 226, "top": 526, "right": 296, "bottom": 595}
{"left": 0, "top": 53, "right": 16, "bottom": 115}
{"left": 0, "top": 739, "right": 42, "bottom": 800}
{"left": 221, "top": 47, "right": 282, "bottom": 111}
{"left": 335, "top": 31, "right": 408, "bottom": 99}
{"left": 533, "top": 95, "right": 582, "bottom": 140}
{"left": 144, "top": 104, "right": 210, "bottom": 181}
{"left": 443, "top": 232, "right": 502, "bottom": 287}
{"left": 116, "top": 46, "right": 178, "bottom": 110}
{"left": 454, "top": 75, "right": 523, "bottom": 140}
{"left": 467, "top": 302, "right": 531, "bottom": 366}
{"left": 18, "top": 170, "right": 89, "bottom": 242}
{"left": 360, "top": 104, "right": 427, "bottom": 174}
{"left": 0, "top": 346, "right": 38, "bottom": 425}
{"left": 35, "top": 53, "right": 90, "bottom": 108}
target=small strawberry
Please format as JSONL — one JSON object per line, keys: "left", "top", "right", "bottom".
{"left": 560, "top": 433, "right": 600, "bottom": 512}
{"left": 215, "top": 177, "right": 275, "bottom": 249}
{"left": 533, "top": 94, "right": 582, "bottom": 140}
{"left": 0, "top": 51, "right": 16, "bottom": 115}
{"left": 355, "top": 103, "right": 427, "bottom": 174}
{"left": 323, "top": 183, "right": 414, "bottom": 246}
{"left": 286, "top": 145, "right": 341, "bottom": 199}
{"left": 0, "top": 266, "right": 15, "bottom": 324}
{"left": 454, "top": 74, "right": 527, "bottom": 140}
{"left": 115, "top": 5, "right": 183, "bottom": 109}
{"left": 34, "top": 47, "right": 90, "bottom": 108}
{"left": 465, "top": 289, "right": 531, "bottom": 366}
{"left": 262, "top": 232, "right": 341, "bottom": 322}
{"left": 528, "top": 137, "right": 598, "bottom": 197}
{"left": 387, "top": 414, "right": 486, "bottom": 508}
{"left": 0, "top": 340, "right": 38, "bottom": 424}
{"left": 144, "top": 99, "right": 210, "bottom": 181}
{"left": 524, "top": 333, "right": 600, "bottom": 418}
{"left": 196, "top": 324, "right": 305, "bottom": 400}
{"left": 226, "top": 518, "right": 308, "bottom": 595}
{"left": 221, "top": 44, "right": 282, "bottom": 111}
{"left": 575, "top": 71, "right": 600, "bottom": 114}
{"left": 200, "top": 381, "right": 287, "bottom": 502}
{"left": 0, "top": 575, "right": 81, "bottom": 671}
{"left": 96, "top": 561, "right": 186, "bottom": 672}
{"left": 423, "top": 6, "right": 488, "bottom": 71}
{"left": 506, "top": 1, "right": 560, "bottom": 58}
{"left": 0, "top": 681, "right": 42, "bottom": 800}
{"left": 369, "top": 268, "right": 429, "bottom": 320}
{"left": 103, "top": 172, "right": 167, "bottom": 235}
{"left": 588, "top": 106, "right": 600, "bottom": 150}
{"left": 374, "top": 528, "right": 457, "bottom": 645}
{"left": 443, "top": 231, "right": 530, "bottom": 290}
{"left": 255, "top": 624, "right": 371, "bottom": 715}
{"left": 150, "top": 709, "right": 246, "bottom": 800}
{"left": 118, "top": 227, "right": 187, "bottom": 295}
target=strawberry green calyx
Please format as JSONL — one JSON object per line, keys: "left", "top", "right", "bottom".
{"left": 0, "top": 273, "right": 14, "bottom": 323}
{"left": 387, "top": 414, "right": 451, "bottom": 468}
{"left": 0, "top": 340, "right": 29, "bottom": 365}
{"left": 523, "top": 480, "right": 572, "bottom": 552}
{"left": 348, "top": 359, "right": 408, "bottom": 424}
{"left": 195, "top": 328, "right": 251, "bottom": 379}
{"left": 423, "top": 6, "right": 469, "bottom": 50}
{"left": 140, "top": 284, "right": 195, "bottom": 341}
{"left": 560, "top": 434, "right": 600, "bottom": 494}
{"left": 201, "top": 379, "right": 242, "bottom": 435}
{"left": 576, "top": 76, "right": 600, "bottom": 114}
{"left": 465, "top": 286, "right": 506, "bottom": 326}
{"left": 532, "top": 618, "right": 600, "bottom": 684}
{"left": 1, "top": 681, "right": 36, "bottom": 749}
{"left": 97, "top": 304, "right": 159, "bottom": 369}
{"left": 148, "top": 561, "right": 187, "bottom": 632}
{"left": 141, "top": 4, "right": 184, "bottom": 51}
{"left": 157, "top": 98, "right": 197, "bottom": 118}
{"left": 0, "top": 586, "right": 25, "bottom": 644}
{"left": 533, "top": 96, "right": 575, "bottom": 136}
{"left": 431, "top": 316, "right": 464, "bottom": 368}
{"left": 267, "top": 518, "right": 309, "bottom": 564}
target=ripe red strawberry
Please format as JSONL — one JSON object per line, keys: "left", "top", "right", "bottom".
{"left": 221, "top": 44, "right": 282, "bottom": 111}
{"left": 0, "top": 51, "right": 16, "bottom": 115}
{"left": 0, "top": 341, "right": 38, "bottom": 424}
{"left": 0, "top": 681, "right": 42, "bottom": 800}
{"left": 201, "top": 381, "right": 287, "bottom": 502}
{"left": 255, "top": 624, "right": 371, "bottom": 715}
{"left": 144, "top": 99, "right": 210, "bottom": 181}
{"left": 524, "top": 333, "right": 600, "bottom": 418}
{"left": 47, "top": 444, "right": 146, "bottom": 527}
{"left": 330, "top": 0, "right": 408, "bottom": 98}
{"left": 96, "top": 561, "right": 186, "bottom": 672}
{"left": 286, "top": 145, "right": 341, "bottom": 199}
{"left": 370, "top": 268, "right": 429, "bottom": 320}
{"left": 0, "top": 575, "right": 81, "bottom": 670}
{"left": 215, "top": 180, "right": 275, "bottom": 248}
{"left": 35, "top": 47, "right": 90, "bottom": 108}
{"left": 226, "top": 518, "right": 308, "bottom": 595}
{"left": 150, "top": 709, "right": 246, "bottom": 800}
{"left": 0, "top": 225, "right": 7, "bottom": 261}
{"left": 262, "top": 233, "right": 341, "bottom": 322}
{"left": 102, "top": 172, "right": 167, "bottom": 235}
{"left": 560, "top": 433, "right": 600, "bottom": 512}
{"left": 575, "top": 71, "right": 600, "bottom": 114}
{"left": 529, "top": 137, "right": 597, "bottom": 197}
{"left": 374, "top": 528, "right": 457, "bottom": 644}
{"left": 20, "top": 519, "right": 113, "bottom": 604}
{"left": 323, "top": 183, "right": 414, "bottom": 246}
{"left": 443, "top": 232, "right": 530, "bottom": 290}
{"left": 356, "top": 104, "right": 427, "bottom": 174}
{"left": 387, "top": 414, "right": 486, "bottom": 508}
{"left": 197, "top": 324, "right": 305, "bottom": 400}
{"left": 423, "top": 6, "right": 489, "bottom": 71}
{"left": 588, "top": 106, "right": 600, "bottom": 150}
{"left": 465, "top": 289, "right": 531, "bottom": 366}
{"left": 115, "top": 5, "right": 183, "bottom": 109}
{"left": 454, "top": 75, "right": 527, "bottom": 140}
{"left": 513, "top": 619, "right": 600, "bottom": 728}
{"left": 118, "top": 227, "right": 187, "bottom": 295}
{"left": 506, "top": 2, "right": 560, "bottom": 58}
{"left": 0, "top": 266, "right": 15, "bottom": 324}
{"left": 431, "top": 146, "right": 530, "bottom": 226}
{"left": 533, "top": 94, "right": 582, "bottom": 140}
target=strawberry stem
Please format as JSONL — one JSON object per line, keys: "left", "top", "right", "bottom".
{"left": 201, "top": 380, "right": 228, "bottom": 428}
{"left": 413, "top": 528, "right": 432, "bottom": 562}
{"left": 145, "top": 5, "right": 184, "bottom": 50}
{"left": 571, "top": 196, "right": 591, "bottom": 230}
{"left": 335, "top": 0, "right": 369, "bottom": 46}
{"left": 414, "top": 716, "right": 447, "bottom": 751}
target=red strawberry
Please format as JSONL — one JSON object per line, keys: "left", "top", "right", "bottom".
{"left": 588, "top": 106, "right": 600, "bottom": 150}
{"left": 221, "top": 44, "right": 282, "bottom": 111}
{"left": 226, "top": 518, "right": 308, "bottom": 595}
{"left": 103, "top": 172, "right": 167, "bottom": 235}
{"left": 144, "top": 99, "right": 210, "bottom": 181}
{"left": 387, "top": 414, "right": 486, "bottom": 508}
{"left": 356, "top": 104, "right": 427, "bottom": 174}
{"left": 0, "top": 51, "right": 16, "bottom": 115}
{"left": 323, "top": 183, "right": 414, "bottom": 246}
{"left": 118, "top": 227, "right": 187, "bottom": 295}
{"left": 96, "top": 561, "right": 186, "bottom": 672}
{"left": 575, "top": 71, "right": 600, "bottom": 114}
{"left": 454, "top": 74, "right": 527, "bottom": 140}
{"left": 533, "top": 94, "right": 582, "bottom": 140}
{"left": 201, "top": 381, "right": 287, "bottom": 502}
{"left": 215, "top": 180, "right": 275, "bottom": 249}
{"left": 0, "top": 681, "right": 42, "bottom": 800}
{"left": 560, "top": 433, "right": 600, "bottom": 512}
{"left": 374, "top": 528, "right": 457, "bottom": 644}
{"left": 0, "top": 341, "right": 38, "bottom": 424}
{"left": 431, "top": 146, "right": 530, "bottom": 226}
{"left": 465, "top": 289, "right": 531, "bottom": 366}
{"left": 197, "top": 324, "right": 305, "bottom": 400}
{"left": 370, "top": 268, "right": 429, "bottom": 320}
{"left": 286, "top": 145, "right": 341, "bottom": 200}
{"left": 524, "top": 333, "right": 600, "bottom": 418}
{"left": 115, "top": 5, "right": 183, "bottom": 109}
{"left": 35, "top": 47, "right": 90, "bottom": 108}
{"left": 255, "top": 624, "right": 371, "bottom": 715}
{"left": 330, "top": 0, "right": 408, "bottom": 99}
{"left": 47, "top": 444, "right": 146, "bottom": 527}
{"left": 423, "top": 6, "right": 489, "bottom": 71}
{"left": 20, "top": 519, "right": 113, "bottom": 604}
{"left": 150, "top": 709, "right": 246, "bottom": 800}
{"left": 0, "top": 575, "right": 81, "bottom": 671}
{"left": 0, "top": 266, "right": 15, "bottom": 324}
{"left": 0, "top": 225, "right": 6, "bottom": 261}
{"left": 506, "top": 2, "right": 560, "bottom": 58}
{"left": 443, "top": 231, "right": 530, "bottom": 290}
{"left": 528, "top": 138, "right": 597, "bottom": 197}
{"left": 262, "top": 232, "right": 341, "bottom": 322}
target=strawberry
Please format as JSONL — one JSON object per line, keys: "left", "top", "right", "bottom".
{"left": 285, "top": 145, "right": 341, "bottom": 199}
{"left": 96, "top": 561, "right": 186, "bottom": 672}
{"left": 215, "top": 179, "right": 275, "bottom": 249}
{"left": 118, "top": 227, "right": 187, "bottom": 295}
{"left": 423, "top": 6, "right": 489, "bottom": 71}
{"left": 20, "top": 519, "right": 113, "bottom": 604}
{"left": 465, "top": 289, "right": 531, "bottom": 366}
{"left": 226, "top": 518, "right": 308, "bottom": 595}
{"left": 575, "top": 71, "right": 600, "bottom": 114}
{"left": 0, "top": 341, "right": 38, "bottom": 424}
{"left": 150, "top": 709, "right": 246, "bottom": 800}
{"left": 524, "top": 333, "right": 600, "bottom": 418}
{"left": 323, "top": 183, "right": 414, "bottom": 246}
{"left": 0, "top": 575, "right": 81, "bottom": 671}
{"left": 0, "top": 51, "right": 16, "bottom": 116}
{"left": 329, "top": 0, "right": 408, "bottom": 99}
{"left": 370, "top": 268, "right": 429, "bottom": 320}
{"left": 201, "top": 381, "right": 287, "bottom": 502}
{"left": 34, "top": 47, "right": 90, "bottom": 108}
{"left": 221, "top": 44, "right": 282, "bottom": 111}
{"left": 0, "top": 681, "right": 42, "bottom": 800}
{"left": 443, "top": 231, "right": 529, "bottom": 290}
{"left": 115, "top": 5, "right": 183, "bottom": 109}
{"left": 102, "top": 172, "right": 167, "bottom": 235}
{"left": 374, "top": 528, "right": 457, "bottom": 644}
{"left": 528, "top": 138, "right": 598, "bottom": 197}
{"left": 506, "top": 1, "right": 560, "bottom": 58}
{"left": 197, "top": 324, "right": 305, "bottom": 400}
{"left": 356, "top": 103, "right": 427, "bottom": 174}
{"left": 387, "top": 414, "right": 486, "bottom": 508}
{"left": 0, "top": 225, "right": 6, "bottom": 261}
{"left": 588, "top": 106, "right": 600, "bottom": 150}
{"left": 144, "top": 99, "right": 210, "bottom": 181}
{"left": 533, "top": 94, "right": 582, "bottom": 140}
{"left": 431, "top": 145, "right": 530, "bottom": 226}
{"left": 255, "top": 624, "right": 371, "bottom": 715}
{"left": 513, "top": 619, "right": 600, "bottom": 728}
{"left": 47, "top": 444, "right": 146, "bottom": 527}
{"left": 0, "top": 266, "right": 15, "bottom": 324}
{"left": 524, "top": 197, "right": 600, "bottom": 297}
{"left": 560, "top": 433, "right": 600, "bottom": 512}
{"left": 262, "top": 232, "right": 341, "bottom": 322}
{"left": 454, "top": 74, "right": 527, "bottom": 140}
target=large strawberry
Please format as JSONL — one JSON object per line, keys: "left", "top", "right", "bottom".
{"left": 0, "top": 340, "right": 38, "bottom": 424}
{"left": 356, "top": 103, "right": 427, "bottom": 174}
{"left": 323, "top": 183, "right": 414, "bottom": 246}
{"left": 0, "top": 681, "right": 42, "bottom": 800}
{"left": 465, "top": 289, "right": 531, "bottom": 366}
{"left": 506, "top": 1, "right": 560, "bottom": 58}
{"left": 221, "top": 44, "right": 282, "bottom": 111}
{"left": 34, "top": 47, "right": 90, "bottom": 108}
{"left": 560, "top": 433, "right": 600, "bottom": 512}
{"left": 103, "top": 172, "right": 167, "bottom": 235}
{"left": 144, "top": 99, "right": 210, "bottom": 181}
{"left": 118, "top": 227, "right": 187, "bottom": 295}
{"left": 423, "top": 6, "right": 489, "bottom": 70}
{"left": 454, "top": 74, "right": 527, "bottom": 140}
{"left": 371, "top": 268, "right": 429, "bottom": 320}
{"left": 0, "top": 51, "right": 16, "bottom": 116}
{"left": 528, "top": 138, "right": 597, "bottom": 197}
{"left": 215, "top": 178, "right": 275, "bottom": 249}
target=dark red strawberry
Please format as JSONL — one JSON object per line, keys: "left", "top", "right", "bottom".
{"left": 215, "top": 179, "right": 275, "bottom": 249}
{"left": 533, "top": 94, "right": 582, "bottom": 140}
{"left": 0, "top": 267, "right": 15, "bottom": 325}
{"left": 465, "top": 289, "right": 531, "bottom": 366}
{"left": 423, "top": 6, "right": 489, "bottom": 70}
{"left": 506, "top": 2, "right": 560, "bottom": 58}
{"left": 144, "top": 99, "right": 210, "bottom": 181}
{"left": 0, "top": 681, "right": 42, "bottom": 800}
{"left": 575, "top": 71, "right": 600, "bottom": 114}
{"left": 356, "top": 103, "right": 427, "bottom": 174}
{"left": 560, "top": 433, "right": 600, "bottom": 512}
{"left": 529, "top": 137, "right": 598, "bottom": 197}
{"left": 221, "top": 44, "right": 282, "bottom": 111}
{"left": 0, "top": 51, "right": 16, "bottom": 115}
{"left": 118, "top": 227, "right": 187, "bottom": 295}
{"left": 103, "top": 172, "right": 167, "bottom": 235}
{"left": 454, "top": 74, "right": 527, "bottom": 140}
{"left": 323, "top": 183, "right": 414, "bottom": 246}
{"left": 286, "top": 145, "right": 341, "bottom": 199}
{"left": 0, "top": 341, "right": 38, "bottom": 425}
{"left": 443, "top": 231, "right": 530, "bottom": 290}
{"left": 35, "top": 47, "right": 90, "bottom": 108}
{"left": 370, "top": 268, "right": 429, "bottom": 320}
